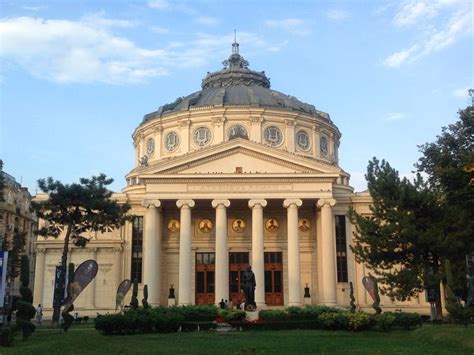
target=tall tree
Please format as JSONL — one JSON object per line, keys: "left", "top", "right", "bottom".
{"left": 33, "top": 174, "right": 130, "bottom": 324}
{"left": 349, "top": 159, "right": 445, "bottom": 303}
{"left": 417, "top": 105, "right": 474, "bottom": 298}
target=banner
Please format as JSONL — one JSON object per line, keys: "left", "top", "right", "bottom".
{"left": 0, "top": 251, "right": 8, "bottom": 307}
{"left": 362, "top": 276, "right": 375, "bottom": 301}
{"left": 63, "top": 259, "right": 98, "bottom": 310}
{"left": 115, "top": 279, "right": 132, "bottom": 310}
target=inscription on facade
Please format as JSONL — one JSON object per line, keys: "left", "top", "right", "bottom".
{"left": 188, "top": 184, "right": 292, "bottom": 192}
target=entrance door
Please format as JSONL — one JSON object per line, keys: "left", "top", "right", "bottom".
{"left": 195, "top": 252, "right": 215, "bottom": 304}
{"left": 264, "top": 252, "right": 283, "bottom": 305}
{"left": 229, "top": 252, "right": 249, "bottom": 306}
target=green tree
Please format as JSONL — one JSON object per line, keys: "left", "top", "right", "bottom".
{"left": 33, "top": 174, "right": 130, "bottom": 324}
{"left": 15, "top": 255, "right": 36, "bottom": 340}
{"left": 417, "top": 104, "right": 474, "bottom": 299}
{"left": 349, "top": 158, "right": 445, "bottom": 316}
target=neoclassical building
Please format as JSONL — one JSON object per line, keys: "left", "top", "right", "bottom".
{"left": 34, "top": 42, "right": 431, "bottom": 315}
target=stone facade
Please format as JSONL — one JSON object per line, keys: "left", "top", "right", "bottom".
{"left": 33, "top": 43, "right": 432, "bottom": 317}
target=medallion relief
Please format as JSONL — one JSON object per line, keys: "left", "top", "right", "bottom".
{"left": 167, "top": 219, "right": 180, "bottom": 232}
{"left": 265, "top": 218, "right": 279, "bottom": 232}
{"left": 298, "top": 218, "right": 311, "bottom": 232}
{"left": 198, "top": 219, "right": 213, "bottom": 233}
{"left": 231, "top": 219, "right": 246, "bottom": 233}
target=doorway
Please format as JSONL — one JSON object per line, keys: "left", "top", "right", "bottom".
{"left": 264, "top": 252, "right": 284, "bottom": 305}
{"left": 195, "top": 252, "right": 215, "bottom": 304}
{"left": 228, "top": 252, "right": 249, "bottom": 306}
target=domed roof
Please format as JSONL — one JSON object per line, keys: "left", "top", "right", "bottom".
{"left": 143, "top": 41, "right": 330, "bottom": 123}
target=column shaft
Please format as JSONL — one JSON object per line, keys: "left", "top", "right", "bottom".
{"left": 33, "top": 249, "right": 46, "bottom": 306}
{"left": 213, "top": 200, "right": 230, "bottom": 304}
{"left": 143, "top": 200, "right": 162, "bottom": 305}
{"left": 249, "top": 199, "right": 267, "bottom": 308}
{"left": 319, "top": 199, "right": 337, "bottom": 305}
{"left": 284, "top": 199, "right": 303, "bottom": 306}
{"left": 177, "top": 200, "right": 195, "bottom": 305}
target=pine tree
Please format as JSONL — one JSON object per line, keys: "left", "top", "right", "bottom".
{"left": 130, "top": 278, "right": 139, "bottom": 310}
{"left": 33, "top": 174, "right": 130, "bottom": 324}
{"left": 15, "top": 256, "right": 35, "bottom": 340}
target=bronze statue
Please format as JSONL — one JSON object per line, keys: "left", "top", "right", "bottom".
{"left": 242, "top": 265, "right": 256, "bottom": 310}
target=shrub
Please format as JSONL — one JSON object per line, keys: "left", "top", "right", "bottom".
{"left": 0, "top": 327, "right": 15, "bottom": 347}
{"left": 258, "top": 309, "right": 289, "bottom": 321}
{"left": 174, "top": 305, "right": 218, "bottom": 322}
{"left": 446, "top": 304, "right": 473, "bottom": 326}
{"left": 374, "top": 312, "right": 396, "bottom": 331}
{"left": 219, "top": 309, "right": 247, "bottom": 322}
{"left": 347, "top": 312, "right": 374, "bottom": 331}
{"left": 392, "top": 312, "right": 422, "bottom": 329}
{"left": 318, "top": 311, "right": 349, "bottom": 330}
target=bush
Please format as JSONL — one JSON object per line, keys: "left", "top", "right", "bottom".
{"left": 94, "top": 308, "right": 184, "bottom": 335}
{"left": 258, "top": 309, "right": 289, "bottom": 321}
{"left": 0, "top": 327, "right": 15, "bottom": 347}
{"left": 347, "top": 312, "right": 374, "bottom": 331}
{"left": 392, "top": 312, "right": 422, "bottom": 330}
{"left": 318, "top": 311, "right": 349, "bottom": 330}
{"left": 174, "top": 305, "right": 218, "bottom": 322}
{"left": 374, "top": 312, "right": 396, "bottom": 331}
{"left": 219, "top": 309, "right": 246, "bottom": 322}
{"left": 446, "top": 304, "right": 473, "bottom": 326}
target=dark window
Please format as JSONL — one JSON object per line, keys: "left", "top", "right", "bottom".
{"left": 335, "top": 215, "right": 348, "bottom": 282}
{"left": 264, "top": 252, "right": 282, "bottom": 264}
{"left": 196, "top": 252, "right": 215, "bottom": 265}
{"left": 264, "top": 271, "right": 272, "bottom": 292}
{"left": 229, "top": 252, "right": 248, "bottom": 264}
{"left": 274, "top": 271, "right": 282, "bottom": 292}
{"left": 131, "top": 216, "right": 143, "bottom": 283}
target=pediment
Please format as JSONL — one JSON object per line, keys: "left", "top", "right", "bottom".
{"left": 138, "top": 139, "right": 340, "bottom": 176}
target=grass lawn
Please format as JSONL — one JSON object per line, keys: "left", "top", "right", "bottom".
{"left": 2, "top": 325, "right": 473, "bottom": 354}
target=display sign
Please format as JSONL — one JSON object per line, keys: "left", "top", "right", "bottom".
{"left": 116, "top": 279, "right": 132, "bottom": 310}
{"left": 63, "top": 260, "right": 98, "bottom": 310}
{"left": 362, "top": 276, "right": 375, "bottom": 301}
{"left": 425, "top": 286, "right": 439, "bottom": 303}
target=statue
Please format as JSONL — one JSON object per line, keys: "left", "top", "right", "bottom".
{"left": 242, "top": 265, "right": 256, "bottom": 310}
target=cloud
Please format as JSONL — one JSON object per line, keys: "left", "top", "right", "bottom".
{"left": 326, "top": 9, "right": 351, "bottom": 21}
{"left": 0, "top": 19, "right": 277, "bottom": 84}
{"left": 265, "top": 18, "right": 310, "bottom": 36}
{"left": 81, "top": 12, "right": 138, "bottom": 29}
{"left": 150, "top": 26, "right": 170, "bottom": 34}
{"left": 0, "top": 16, "right": 168, "bottom": 84}
{"left": 384, "top": 2, "right": 472, "bottom": 68}
{"left": 452, "top": 87, "right": 470, "bottom": 98}
{"left": 148, "top": 0, "right": 170, "bottom": 10}
{"left": 194, "top": 16, "right": 220, "bottom": 26}
{"left": 383, "top": 44, "right": 418, "bottom": 67}
{"left": 384, "top": 112, "right": 407, "bottom": 121}
{"left": 21, "top": 5, "right": 47, "bottom": 12}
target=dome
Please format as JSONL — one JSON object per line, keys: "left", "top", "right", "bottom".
{"left": 143, "top": 42, "right": 330, "bottom": 123}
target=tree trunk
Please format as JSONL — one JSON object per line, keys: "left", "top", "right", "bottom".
{"left": 52, "top": 223, "right": 72, "bottom": 325}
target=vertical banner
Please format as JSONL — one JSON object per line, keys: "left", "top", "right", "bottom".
{"left": 0, "top": 251, "right": 8, "bottom": 307}
{"left": 115, "top": 279, "right": 132, "bottom": 310}
{"left": 53, "top": 265, "right": 68, "bottom": 307}
{"left": 63, "top": 260, "right": 98, "bottom": 310}
{"left": 362, "top": 276, "right": 375, "bottom": 301}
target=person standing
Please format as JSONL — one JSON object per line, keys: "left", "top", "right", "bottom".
{"left": 36, "top": 304, "right": 43, "bottom": 325}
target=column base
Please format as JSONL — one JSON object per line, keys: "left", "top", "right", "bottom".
{"left": 321, "top": 301, "right": 337, "bottom": 307}
{"left": 256, "top": 302, "right": 267, "bottom": 309}
{"left": 288, "top": 302, "right": 303, "bottom": 307}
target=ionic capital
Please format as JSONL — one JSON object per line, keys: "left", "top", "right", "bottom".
{"left": 142, "top": 199, "right": 161, "bottom": 208}
{"left": 36, "top": 247, "right": 47, "bottom": 254}
{"left": 211, "top": 199, "right": 230, "bottom": 209}
{"left": 283, "top": 198, "right": 303, "bottom": 208}
{"left": 176, "top": 199, "right": 195, "bottom": 209}
{"left": 316, "top": 198, "right": 336, "bottom": 208}
{"left": 248, "top": 199, "right": 267, "bottom": 209}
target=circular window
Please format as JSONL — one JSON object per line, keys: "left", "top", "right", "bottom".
{"left": 263, "top": 126, "right": 283, "bottom": 146}
{"left": 193, "top": 127, "right": 211, "bottom": 147}
{"left": 165, "top": 131, "right": 180, "bottom": 151}
{"left": 146, "top": 138, "right": 155, "bottom": 155}
{"left": 228, "top": 125, "right": 248, "bottom": 140}
{"left": 320, "top": 136, "right": 328, "bottom": 156}
{"left": 296, "top": 130, "right": 310, "bottom": 151}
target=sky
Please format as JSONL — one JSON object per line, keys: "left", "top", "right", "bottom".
{"left": 0, "top": 0, "right": 472, "bottom": 194}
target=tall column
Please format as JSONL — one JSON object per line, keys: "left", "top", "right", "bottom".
{"left": 283, "top": 199, "right": 303, "bottom": 306}
{"left": 33, "top": 248, "right": 46, "bottom": 306}
{"left": 248, "top": 199, "right": 267, "bottom": 308}
{"left": 317, "top": 198, "right": 337, "bottom": 306}
{"left": 212, "top": 199, "right": 230, "bottom": 304}
{"left": 142, "top": 199, "right": 162, "bottom": 305}
{"left": 92, "top": 248, "right": 99, "bottom": 308}
{"left": 177, "top": 199, "right": 195, "bottom": 305}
